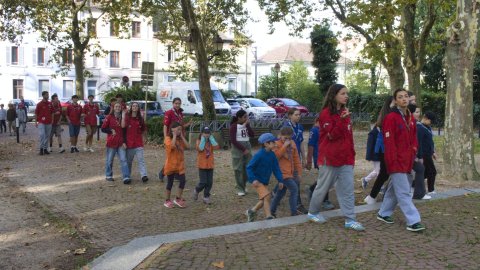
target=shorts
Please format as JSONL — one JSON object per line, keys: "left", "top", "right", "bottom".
{"left": 85, "top": 124, "right": 97, "bottom": 135}
{"left": 254, "top": 183, "right": 270, "bottom": 200}
{"left": 51, "top": 125, "right": 63, "bottom": 137}
{"left": 68, "top": 124, "right": 80, "bottom": 137}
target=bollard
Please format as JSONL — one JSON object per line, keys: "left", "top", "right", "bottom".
{"left": 15, "top": 117, "right": 19, "bottom": 143}
{"left": 97, "top": 115, "right": 100, "bottom": 141}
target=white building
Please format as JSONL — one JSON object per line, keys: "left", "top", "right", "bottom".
{"left": 0, "top": 12, "right": 252, "bottom": 104}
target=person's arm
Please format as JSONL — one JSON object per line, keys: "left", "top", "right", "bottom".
{"left": 416, "top": 125, "right": 424, "bottom": 159}
{"left": 209, "top": 135, "right": 220, "bottom": 150}
{"left": 382, "top": 115, "right": 398, "bottom": 168}
{"left": 101, "top": 116, "right": 112, "bottom": 134}
{"left": 34, "top": 105, "right": 39, "bottom": 127}
{"left": 121, "top": 111, "right": 127, "bottom": 128}
{"left": 66, "top": 106, "right": 71, "bottom": 124}
{"left": 246, "top": 152, "right": 260, "bottom": 183}
{"left": 321, "top": 110, "right": 349, "bottom": 142}
{"left": 180, "top": 132, "right": 189, "bottom": 149}
{"left": 246, "top": 122, "right": 254, "bottom": 138}
{"left": 198, "top": 136, "right": 206, "bottom": 151}
{"left": 273, "top": 141, "right": 288, "bottom": 158}
{"left": 292, "top": 144, "right": 302, "bottom": 177}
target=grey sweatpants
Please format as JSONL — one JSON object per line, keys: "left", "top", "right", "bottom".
{"left": 379, "top": 173, "right": 421, "bottom": 226}
{"left": 308, "top": 165, "right": 356, "bottom": 222}
{"left": 38, "top": 123, "right": 52, "bottom": 150}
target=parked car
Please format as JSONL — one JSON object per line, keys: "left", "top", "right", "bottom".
{"left": 266, "top": 98, "right": 309, "bottom": 116}
{"left": 9, "top": 99, "right": 37, "bottom": 121}
{"left": 126, "top": 101, "right": 163, "bottom": 119}
{"left": 235, "top": 98, "right": 276, "bottom": 119}
{"left": 226, "top": 99, "right": 242, "bottom": 116}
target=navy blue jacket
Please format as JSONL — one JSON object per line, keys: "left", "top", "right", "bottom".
{"left": 366, "top": 127, "right": 380, "bottom": 161}
{"left": 246, "top": 148, "right": 284, "bottom": 185}
{"left": 416, "top": 122, "right": 435, "bottom": 158}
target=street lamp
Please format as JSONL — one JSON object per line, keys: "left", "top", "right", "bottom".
{"left": 274, "top": 63, "right": 280, "bottom": 97}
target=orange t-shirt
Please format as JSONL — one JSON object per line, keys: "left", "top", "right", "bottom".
{"left": 274, "top": 140, "right": 302, "bottom": 179}
{"left": 163, "top": 136, "right": 188, "bottom": 175}
{"left": 196, "top": 138, "right": 220, "bottom": 169}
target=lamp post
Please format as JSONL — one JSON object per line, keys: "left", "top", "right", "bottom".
{"left": 274, "top": 63, "right": 280, "bottom": 97}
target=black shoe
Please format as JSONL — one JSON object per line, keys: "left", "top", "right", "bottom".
{"left": 70, "top": 147, "right": 75, "bottom": 153}
{"left": 74, "top": 147, "right": 79, "bottom": 153}
{"left": 142, "top": 176, "right": 149, "bottom": 183}
{"left": 296, "top": 205, "right": 308, "bottom": 215}
{"left": 123, "top": 178, "right": 131, "bottom": 185}
{"left": 43, "top": 149, "right": 50, "bottom": 155}
{"left": 39, "top": 149, "right": 44, "bottom": 155}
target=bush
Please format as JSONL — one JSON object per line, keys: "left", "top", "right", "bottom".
{"left": 100, "top": 84, "right": 156, "bottom": 103}
{"left": 421, "top": 91, "right": 446, "bottom": 127}
{"left": 347, "top": 91, "right": 388, "bottom": 122}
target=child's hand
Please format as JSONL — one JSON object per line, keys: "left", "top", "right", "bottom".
{"left": 340, "top": 108, "right": 351, "bottom": 119}
{"left": 252, "top": 180, "right": 260, "bottom": 187}
{"left": 278, "top": 183, "right": 284, "bottom": 190}
{"left": 305, "top": 162, "right": 312, "bottom": 170}
{"left": 283, "top": 139, "right": 291, "bottom": 147}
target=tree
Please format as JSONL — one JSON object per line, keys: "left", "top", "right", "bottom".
{"left": 141, "top": 0, "right": 250, "bottom": 120}
{"left": 0, "top": 0, "right": 135, "bottom": 99}
{"left": 443, "top": 0, "right": 480, "bottom": 181}
{"left": 257, "top": 70, "right": 288, "bottom": 100}
{"left": 285, "top": 61, "right": 323, "bottom": 112}
{"left": 310, "top": 22, "right": 340, "bottom": 94}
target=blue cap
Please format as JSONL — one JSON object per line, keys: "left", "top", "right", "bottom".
{"left": 258, "top": 133, "right": 278, "bottom": 144}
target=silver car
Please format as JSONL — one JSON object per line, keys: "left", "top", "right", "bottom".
{"left": 9, "top": 99, "right": 37, "bottom": 121}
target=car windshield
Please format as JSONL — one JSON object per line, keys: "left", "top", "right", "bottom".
{"left": 282, "top": 99, "right": 300, "bottom": 106}
{"left": 194, "top": 90, "right": 226, "bottom": 103}
{"left": 138, "top": 102, "right": 160, "bottom": 110}
{"left": 227, "top": 100, "right": 239, "bottom": 106}
{"left": 248, "top": 99, "right": 268, "bottom": 107}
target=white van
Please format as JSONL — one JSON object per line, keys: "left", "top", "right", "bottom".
{"left": 157, "top": 82, "right": 231, "bottom": 116}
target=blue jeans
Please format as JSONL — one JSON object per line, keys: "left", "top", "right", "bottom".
{"left": 270, "top": 178, "right": 299, "bottom": 216}
{"left": 38, "top": 123, "right": 52, "bottom": 150}
{"left": 105, "top": 147, "right": 129, "bottom": 180}
{"left": 126, "top": 147, "right": 147, "bottom": 178}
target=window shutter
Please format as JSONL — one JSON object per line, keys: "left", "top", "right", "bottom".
{"left": 32, "top": 48, "right": 37, "bottom": 66}
{"left": 6, "top": 46, "right": 11, "bottom": 66}
{"left": 19, "top": 47, "right": 24, "bottom": 66}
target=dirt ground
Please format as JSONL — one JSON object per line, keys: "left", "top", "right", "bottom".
{"left": 1, "top": 123, "right": 479, "bottom": 269}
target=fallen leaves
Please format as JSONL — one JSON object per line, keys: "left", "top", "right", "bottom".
{"left": 74, "top": 248, "right": 87, "bottom": 255}
{"left": 212, "top": 261, "right": 224, "bottom": 268}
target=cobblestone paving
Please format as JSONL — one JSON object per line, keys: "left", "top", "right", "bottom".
{"left": 138, "top": 194, "right": 480, "bottom": 270}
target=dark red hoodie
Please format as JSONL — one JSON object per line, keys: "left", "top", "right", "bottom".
{"left": 317, "top": 107, "right": 355, "bottom": 167}
{"left": 382, "top": 107, "right": 418, "bottom": 174}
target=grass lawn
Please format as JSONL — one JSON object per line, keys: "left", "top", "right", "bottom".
{"left": 433, "top": 135, "right": 480, "bottom": 154}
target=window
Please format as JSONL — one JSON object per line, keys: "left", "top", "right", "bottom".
{"left": 63, "top": 49, "right": 73, "bottom": 65}
{"left": 227, "top": 77, "right": 237, "bottom": 91}
{"left": 167, "top": 45, "right": 174, "bottom": 62}
{"left": 132, "top": 52, "right": 141, "bottom": 68}
{"left": 132, "top": 21, "right": 141, "bottom": 38}
{"left": 13, "top": 79, "right": 23, "bottom": 99}
{"left": 167, "top": 75, "right": 176, "bottom": 82}
{"left": 63, "top": 80, "right": 74, "bottom": 97}
{"left": 37, "top": 48, "right": 45, "bottom": 66}
{"left": 110, "top": 20, "right": 119, "bottom": 36}
{"left": 38, "top": 80, "right": 49, "bottom": 97}
{"left": 87, "top": 80, "right": 96, "bottom": 97}
{"left": 110, "top": 51, "right": 119, "bottom": 68}
{"left": 11, "top": 47, "right": 19, "bottom": 65}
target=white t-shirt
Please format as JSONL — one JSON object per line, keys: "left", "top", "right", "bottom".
{"left": 236, "top": 124, "right": 250, "bottom": 142}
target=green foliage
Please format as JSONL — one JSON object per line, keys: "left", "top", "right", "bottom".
{"left": 100, "top": 85, "right": 156, "bottom": 103}
{"left": 257, "top": 69, "right": 288, "bottom": 100}
{"left": 310, "top": 22, "right": 340, "bottom": 94}
{"left": 286, "top": 62, "right": 323, "bottom": 112}
{"left": 347, "top": 91, "right": 388, "bottom": 122}
{"left": 421, "top": 91, "right": 445, "bottom": 127}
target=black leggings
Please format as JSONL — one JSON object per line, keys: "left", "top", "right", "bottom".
{"left": 166, "top": 173, "right": 186, "bottom": 191}
{"left": 369, "top": 153, "right": 389, "bottom": 199}
{"left": 423, "top": 155, "right": 437, "bottom": 192}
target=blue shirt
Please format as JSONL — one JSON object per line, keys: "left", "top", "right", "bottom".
{"left": 308, "top": 126, "right": 319, "bottom": 166}
{"left": 283, "top": 120, "right": 304, "bottom": 156}
{"left": 246, "top": 148, "right": 284, "bottom": 185}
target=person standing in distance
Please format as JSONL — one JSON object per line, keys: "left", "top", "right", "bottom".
{"left": 35, "top": 91, "right": 54, "bottom": 155}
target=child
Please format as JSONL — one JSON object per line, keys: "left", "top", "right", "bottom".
{"left": 418, "top": 111, "right": 437, "bottom": 195}
{"left": 409, "top": 104, "right": 429, "bottom": 200}
{"left": 361, "top": 125, "right": 381, "bottom": 189}
{"left": 377, "top": 88, "right": 425, "bottom": 232}
{"left": 7, "top": 104, "right": 16, "bottom": 136}
{"left": 193, "top": 126, "right": 220, "bottom": 204}
{"left": 307, "top": 84, "right": 365, "bottom": 231}
{"left": 230, "top": 110, "right": 254, "bottom": 196}
{"left": 305, "top": 118, "right": 335, "bottom": 210}
{"left": 245, "top": 133, "right": 284, "bottom": 222}
{"left": 163, "top": 122, "right": 190, "bottom": 208}
{"left": 122, "top": 102, "right": 148, "bottom": 183}
{"left": 270, "top": 127, "right": 301, "bottom": 217}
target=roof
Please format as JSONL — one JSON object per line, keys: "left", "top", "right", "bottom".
{"left": 257, "top": 42, "right": 353, "bottom": 65}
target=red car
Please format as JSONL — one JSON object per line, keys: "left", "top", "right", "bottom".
{"left": 266, "top": 98, "right": 309, "bottom": 116}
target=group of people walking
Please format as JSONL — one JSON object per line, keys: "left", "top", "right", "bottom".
{"left": 0, "top": 97, "right": 28, "bottom": 135}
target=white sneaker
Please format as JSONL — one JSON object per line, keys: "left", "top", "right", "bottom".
{"left": 421, "top": 194, "right": 432, "bottom": 200}
{"left": 58, "top": 147, "right": 65, "bottom": 153}
{"left": 88, "top": 148, "right": 95, "bottom": 153}
{"left": 364, "top": 195, "right": 376, "bottom": 205}
{"left": 237, "top": 191, "right": 246, "bottom": 196}
{"left": 427, "top": 191, "right": 436, "bottom": 196}
{"left": 47, "top": 147, "right": 51, "bottom": 153}
{"left": 83, "top": 147, "right": 88, "bottom": 152}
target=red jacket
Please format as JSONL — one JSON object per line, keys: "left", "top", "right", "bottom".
{"left": 101, "top": 115, "right": 124, "bottom": 148}
{"left": 35, "top": 100, "right": 54, "bottom": 124}
{"left": 317, "top": 108, "right": 355, "bottom": 167}
{"left": 125, "top": 115, "right": 145, "bottom": 148}
{"left": 382, "top": 108, "right": 418, "bottom": 174}
{"left": 83, "top": 103, "right": 99, "bottom": 126}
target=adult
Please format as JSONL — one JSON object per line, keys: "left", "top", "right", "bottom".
{"left": 122, "top": 102, "right": 148, "bottom": 182}
{"left": 377, "top": 88, "right": 425, "bottom": 232}
{"left": 307, "top": 84, "right": 365, "bottom": 231}
{"left": 159, "top": 97, "right": 192, "bottom": 181}
{"left": 35, "top": 91, "right": 54, "bottom": 155}
{"left": 101, "top": 102, "right": 130, "bottom": 184}
{"left": 66, "top": 95, "right": 82, "bottom": 153}
{"left": 83, "top": 94, "right": 100, "bottom": 152}
{"left": 16, "top": 96, "right": 28, "bottom": 134}
{"left": 282, "top": 108, "right": 307, "bottom": 214}
{"left": 230, "top": 110, "right": 254, "bottom": 196}
{"left": 49, "top": 94, "right": 65, "bottom": 153}
{"left": 0, "top": 104, "right": 6, "bottom": 133}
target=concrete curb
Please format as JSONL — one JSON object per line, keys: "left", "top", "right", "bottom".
{"left": 89, "top": 188, "right": 479, "bottom": 270}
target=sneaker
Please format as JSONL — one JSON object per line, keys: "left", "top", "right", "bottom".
{"left": 74, "top": 147, "right": 80, "bottom": 153}
{"left": 158, "top": 171, "right": 164, "bottom": 182}
{"left": 58, "top": 147, "right": 65, "bottom": 153}
{"left": 407, "top": 222, "right": 426, "bottom": 232}
{"left": 142, "top": 176, "right": 149, "bottom": 183}
{"left": 43, "top": 148, "right": 50, "bottom": 155}
{"left": 361, "top": 177, "right": 368, "bottom": 190}
{"left": 237, "top": 191, "right": 246, "bottom": 196}
{"left": 173, "top": 198, "right": 186, "bottom": 208}
{"left": 421, "top": 194, "right": 432, "bottom": 200}
{"left": 193, "top": 189, "right": 199, "bottom": 201}
{"left": 105, "top": 177, "right": 114, "bottom": 181}
{"left": 296, "top": 205, "right": 308, "bottom": 215}
{"left": 364, "top": 195, "right": 376, "bottom": 205}
{"left": 123, "top": 178, "right": 131, "bottom": 185}
{"left": 164, "top": 200, "right": 174, "bottom": 208}
{"left": 89, "top": 148, "right": 95, "bottom": 153}
{"left": 427, "top": 191, "right": 436, "bottom": 195}
{"left": 70, "top": 147, "right": 75, "bottom": 153}
{"left": 39, "top": 149, "right": 44, "bottom": 156}
{"left": 345, "top": 221, "right": 365, "bottom": 231}
{"left": 47, "top": 147, "right": 52, "bottom": 153}
{"left": 377, "top": 214, "right": 394, "bottom": 224}
{"left": 83, "top": 147, "right": 88, "bottom": 152}
{"left": 246, "top": 209, "right": 256, "bottom": 222}
{"left": 266, "top": 216, "right": 275, "bottom": 220}
{"left": 307, "top": 213, "right": 326, "bottom": 223}
{"left": 322, "top": 200, "right": 335, "bottom": 210}
{"left": 203, "top": 197, "right": 211, "bottom": 204}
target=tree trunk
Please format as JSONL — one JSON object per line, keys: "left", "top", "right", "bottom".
{"left": 443, "top": 0, "right": 480, "bottom": 181}
{"left": 385, "top": 56, "right": 405, "bottom": 92}
{"left": 73, "top": 48, "right": 85, "bottom": 99}
{"left": 180, "top": 0, "right": 216, "bottom": 120}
